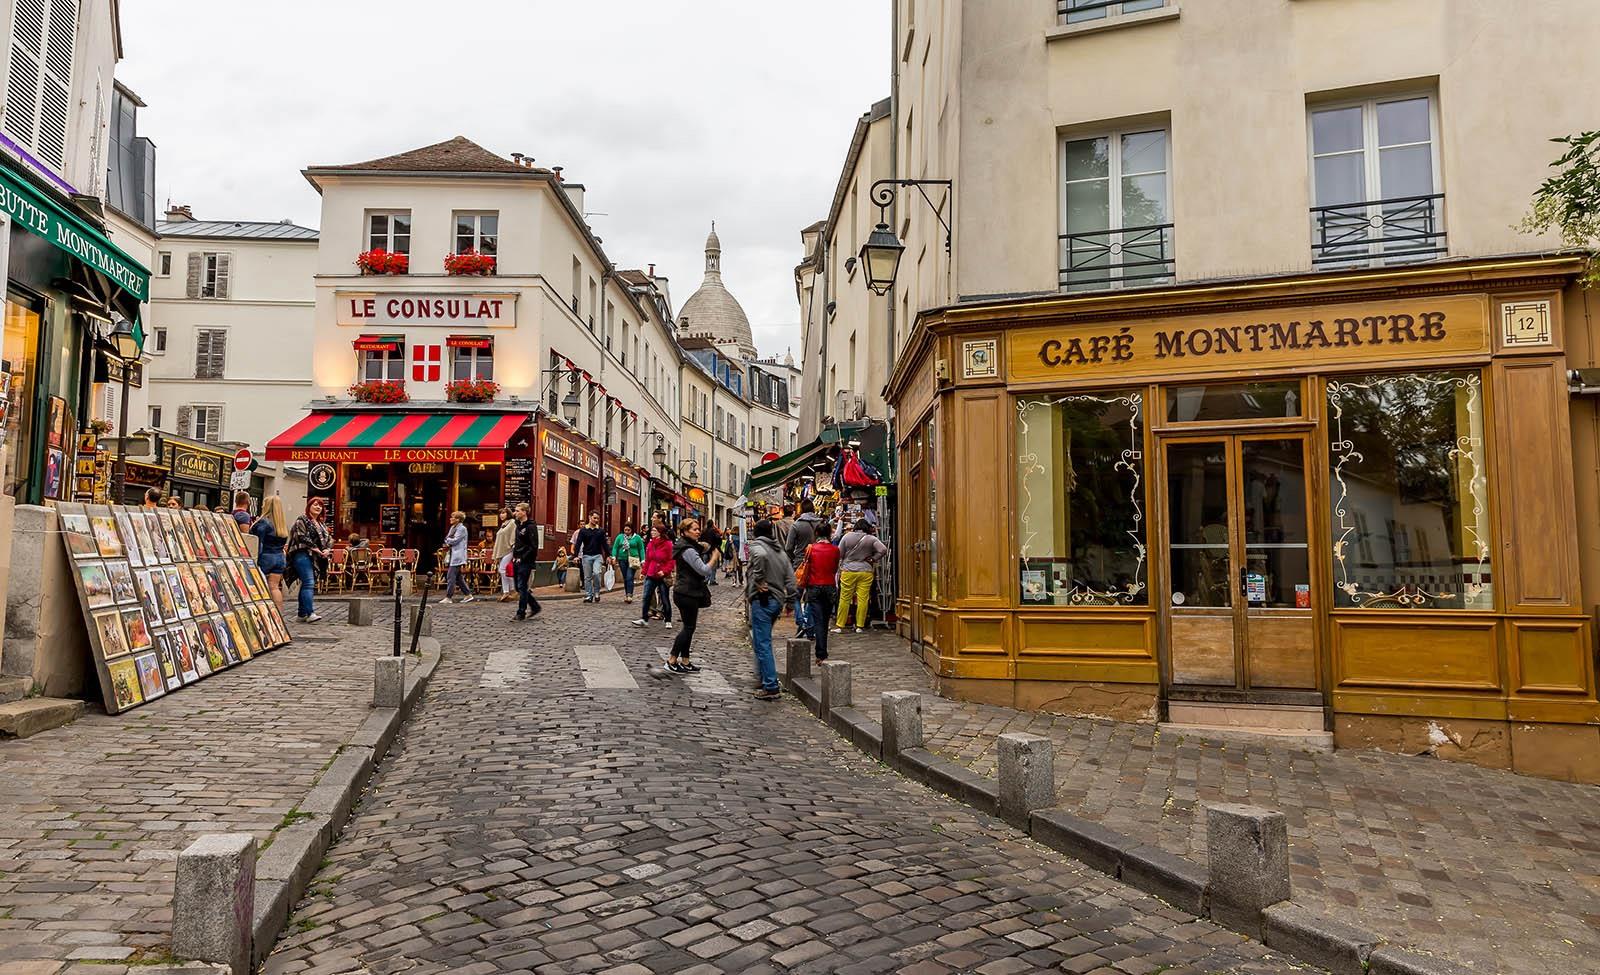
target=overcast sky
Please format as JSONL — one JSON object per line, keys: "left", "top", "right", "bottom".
{"left": 118, "top": 1, "right": 891, "bottom": 360}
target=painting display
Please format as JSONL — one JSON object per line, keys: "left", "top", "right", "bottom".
{"left": 56, "top": 502, "right": 294, "bottom": 716}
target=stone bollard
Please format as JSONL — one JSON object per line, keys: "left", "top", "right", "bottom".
{"left": 881, "top": 691, "right": 924, "bottom": 758}
{"left": 408, "top": 604, "right": 432, "bottom": 636}
{"left": 563, "top": 566, "right": 583, "bottom": 592}
{"left": 374, "top": 656, "right": 405, "bottom": 709}
{"left": 347, "top": 599, "right": 374, "bottom": 627}
{"left": 392, "top": 570, "right": 413, "bottom": 597}
{"left": 173, "top": 833, "right": 256, "bottom": 975}
{"left": 785, "top": 639, "right": 814, "bottom": 687}
{"left": 1205, "top": 803, "right": 1290, "bottom": 938}
{"left": 818, "top": 660, "right": 852, "bottom": 713}
{"left": 997, "top": 733, "right": 1054, "bottom": 829}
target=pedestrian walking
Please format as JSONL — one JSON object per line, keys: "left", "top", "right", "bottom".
{"left": 746, "top": 519, "right": 797, "bottom": 701}
{"left": 285, "top": 498, "right": 332, "bottom": 623}
{"left": 771, "top": 504, "right": 793, "bottom": 552}
{"left": 631, "top": 525, "right": 674, "bottom": 628}
{"left": 511, "top": 503, "right": 542, "bottom": 621}
{"left": 787, "top": 498, "right": 822, "bottom": 636}
{"left": 667, "top": 518, "right": 718, "bottom": 674}
{"left": 612, "top": 522, "right": 644, "bottom": 602}
{"left": 230, "top": 490, "right": 253, "bottom": 528}
{"left": 833, "top": 518, "right": 887, "bottom": 633}
{"left": 142, "top": 487, "right": 162, "bottom": 509}
{"left": 251, "top": 495, "right": 290, "bottom": 616}
{"left": 573, "top": 512, "right": 610, "bottom": 603}
{"left": 799, "top": 530, "right": 841, "bottom": 661}
{"left": 440, "top": 511, "right": 476, "bottom": 604}
{"left": 492, "top": 508, "right": 517, "bottom": 602}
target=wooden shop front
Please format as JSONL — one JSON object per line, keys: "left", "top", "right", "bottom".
{"left": 886, "top": 255, "right": 1600, "bottom": 782}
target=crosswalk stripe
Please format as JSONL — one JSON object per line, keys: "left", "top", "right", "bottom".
{"left": 576, "top": 645, "right": 640, "bottom": 689}
{"left": 656, "top": 649, "right": 736, "bottom": 695}
{"left": 479, "top": 649, "right": 528, "bottom": 690}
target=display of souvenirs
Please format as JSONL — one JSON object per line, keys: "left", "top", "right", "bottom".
{"left": 121, "top": 609, "right": 153, "bottom": 653}
{"left": 90, "top": 514, "right": 123, "bottom": 558}
{"left": 171, "top": 627, "right": 201, "bottom": 682}
{"left": 196, "top": 619, "right": 227, "bottom": 669}
{"left": 154, "top": 633, "right": 182, "bottom": 690}
{"left": 133, "top": 569, "right": 161, "bottom": 620}
{"left": 211, "top": 617, "right": 240, "bottom": 665}
{"left": 164, "top": 568, "right": 191, "bottom": 617}
{"left": 106, "top": 561, "right": 137, "bottom": 604}
{"left": 143, "top": 513, "right": 171, "bottom": 563}
{"left": 184, "top": 621, "right": 218, "bottom": 675}
{"left": 225, "top": 612, "right": 252, "bottom": 661}
{"left": 151, "top": 572, "right": 179, "bottom": 623}
{"left": 107, "top": 657, "right": 142, "bottom": 710}
{"left": 115, "top": 511, "right": 144, "bottom": 566}
{"left": 93, "top": 610, "right": 130, "bottom": 658}
{"left": 78, "top": 563, "right": 114, "bottom": 609}
{"left": 130, "top": 515, "right": 158, "bottom": 566}
{"left": 60, "top": 513, "right": 100, "bottom": 558}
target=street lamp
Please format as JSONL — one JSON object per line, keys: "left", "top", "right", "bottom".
{"left": 560, "top": 388, "right": 581, "bottom": 426}
{"left": 107, "top": 314, "right": 142, "bottom": 503}
{"left": 649, "top": 430, "right": 667, "bottom": 469}
{"left": 860, "top": 178, "right": 954, "bottom": 295}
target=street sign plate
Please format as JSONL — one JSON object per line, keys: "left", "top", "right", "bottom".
{"left": 229, "top": 469, "right": 250, "bottom": 491}
{"left": 233, "top": 448, "right": 253, "bottom": 471}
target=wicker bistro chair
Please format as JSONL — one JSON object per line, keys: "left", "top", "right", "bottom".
{"left": 325, "top": 548, "right": 349, "bottom": 593}
{"left": 347, "top": 548, "right": 373, "bottom": 593}
{"left": 368, "top": 547, "right": 398, "bottom": 593}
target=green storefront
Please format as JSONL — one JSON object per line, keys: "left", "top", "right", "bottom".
{"left": 1, "top": 153, "right": 149, "bottom": 505}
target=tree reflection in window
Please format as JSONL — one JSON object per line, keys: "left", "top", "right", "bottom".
{"left": 1327, "top": 371, "right": 1491, "bottom": 609}
{"left": 1016, "top": 392, "right": 1146, "bottom": 605}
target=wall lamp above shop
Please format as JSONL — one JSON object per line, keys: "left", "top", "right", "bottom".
{"left": 859, "top": 178, "right": 953, "bottom": 296}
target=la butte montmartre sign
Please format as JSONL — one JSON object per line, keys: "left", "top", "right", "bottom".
{"left": 1006, "top": 295, "right": 1491, "bottom": 383}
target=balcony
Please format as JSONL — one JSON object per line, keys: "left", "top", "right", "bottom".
{"left": 1058, "top": 222, "right": 1175, "bottom": 292}
{"left": 1310, "top": 193, "right": 1446, "bottom": 268}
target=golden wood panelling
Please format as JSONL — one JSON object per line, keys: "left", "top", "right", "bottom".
{"left": 1333, "top": 617, "right": 1500, "bottom": 691}
{"left": 1008, "top": 296, "right": 1490, "bottom": 385}
{"left": 955, "top": 614, "right": 1008, "bottom": 656}
{"left": 1331, "top": 688, "right": 1508, "bottom": 721}
{"left": 1245, "top": 616, "right": 1318, "bottom": 689}
{"left": 954, "top": 390, "right": 1006, "bottom": 602}
{"left": 1169, "top": 615, "right": 1237, "bottom": 686}
{"left": 1493, "top": 358, "right": 1580, "bottom": 610}
{"left": 1509, "top": 620, "right": 1592, "bottom": 696}
{"left": 1015, "top": 613, "right": 1154, "bottom": 659}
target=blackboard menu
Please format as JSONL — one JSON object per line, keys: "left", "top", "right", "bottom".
{"left": 379, "top": 504, "right": 402, "bottom": 534}
{"left": 505, "top": 458, "right": 534, "bottom": 506}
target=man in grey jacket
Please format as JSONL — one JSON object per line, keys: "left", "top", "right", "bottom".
{"left": 786, "top": 498, "right": 824, "bottom": 635}
{"left": 746, "top": 519, "right": 797, "bottom": 701}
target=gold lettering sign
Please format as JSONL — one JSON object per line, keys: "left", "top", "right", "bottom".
{"left": 171, "top": 446, "right": 224, "bottom": 483}
{"left": 1007, "top": 296, "right": 1490, "bottom": 384}
{"left": 408, "top": 462, "right": 445, "bottom": 474}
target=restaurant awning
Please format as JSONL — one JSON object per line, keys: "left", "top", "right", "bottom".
{"left": 266, "top": 411, "right": 528, "bottom": 463}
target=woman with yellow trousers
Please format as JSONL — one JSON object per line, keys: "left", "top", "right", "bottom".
{"left": 831, "top": 518, "right": 888, "bottom": 633}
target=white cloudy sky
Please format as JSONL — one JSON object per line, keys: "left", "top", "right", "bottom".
{"left": 117, "top": 1, "right": 891, "bottom": 359}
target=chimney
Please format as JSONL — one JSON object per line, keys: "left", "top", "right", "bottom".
{"left": 552, "top": 166, "right": 564, "bottom": 182}
{"left": 511, "top": 152, "right": 524, "bottom": 165}
{"left": 165, "top": 203, "right": 194, "bottom": 222}
{"left": 647, "top": 263, "right": 655, "bottom": 277}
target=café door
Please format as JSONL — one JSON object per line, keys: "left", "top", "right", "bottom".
{"left": 1162, "top": 435, "right": 1318, "bottom": 700}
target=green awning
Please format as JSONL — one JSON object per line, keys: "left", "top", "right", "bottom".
{"left": 0, "top": 158, "right": 150, "bottom": 303}
{"left": 745, "top": 439, "right": 833, "bottom": 496}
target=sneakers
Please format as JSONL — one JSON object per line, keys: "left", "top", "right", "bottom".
{"left": 438, "top": 598, "right": 455, "bottom": 605}
{"left": 830, "top": 627, "right": 844, "bottom": 633}
{"left": 630, "top": 619, "right": 648, "bottom": 628}
{"left": 854, "top": 627, "right": 865, "bottom": 634}
{"left": 663, "top": 620, "right": 673, "bottom": 628}
{"left": 680, "top": 662, "right": 702, "bottom": 674}
{"left": 512, "top": 615, "right": 526, "bottom": 622}
{"left": 302, "top": 612, "right": 324, "bottom": 623}
{"left": 666, "top": 661, "right": 687, "bottom": 674}
{"left": 462, "top": 595, "right": 476, "bottom": 604}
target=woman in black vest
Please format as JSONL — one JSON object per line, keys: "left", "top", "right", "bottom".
{"left": 668, "top": 518, "right": 718, "bottom": 674}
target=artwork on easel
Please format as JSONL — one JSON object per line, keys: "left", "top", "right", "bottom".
{"left": 57, "top": 502, "right": 297, "bottom": 715}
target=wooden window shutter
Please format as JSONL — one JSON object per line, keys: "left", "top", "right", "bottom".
{"left": 214, "top": 254, "right": 232, "bottom": 299}
{"left": 193, "top": 330, "right": 209, "bottom": 377}
{"left": 186, "top": 253, "right": 202, "bottom": 298}
{"left": 176, "top": 405, "right": 193, "bottom": 437}
{"left": 210, "top": 329, "right": 227, "bottom": 376}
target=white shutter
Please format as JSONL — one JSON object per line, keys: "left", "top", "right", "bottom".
{"left": 214, "top": 254, "right": 232, "bottom": 299}
{"left": 2, "top": 0, "right": 75, "bottom": 170}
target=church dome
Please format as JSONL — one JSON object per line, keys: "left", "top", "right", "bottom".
{"left": 679, "top": 222, "right": 756, "bottom": 358}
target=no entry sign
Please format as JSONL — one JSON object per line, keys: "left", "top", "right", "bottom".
{"left": 233, "top": 448, "right": 253, "bottom": 472}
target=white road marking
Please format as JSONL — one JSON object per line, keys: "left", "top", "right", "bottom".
{"left": 479, "top": 649, "right": 528, "bottom": 690}
{"left": 656, "top": 649, "right": 735, "bottom": 695}
{"left": 576, "top": 645, "right": 639, "bottom": 689}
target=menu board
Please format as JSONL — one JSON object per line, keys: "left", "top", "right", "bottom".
{"left": 504, "top": 457, "right": 534, "bottom": 507}
{"left": 379, "top": 504, "right": 402, "bottom": 535}
{"left": 57, "top": 502, "right": 294, "bottom": 716}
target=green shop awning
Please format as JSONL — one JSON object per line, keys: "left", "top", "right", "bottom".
{"left": 745, "top": 439, "right": 834, "bottom": 496}
{"left": 0, "top": 158, "right": 150, "bottom": 303}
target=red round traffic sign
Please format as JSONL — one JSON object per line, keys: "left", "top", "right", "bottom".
{"left": 233, "top": 448, "right": 253, "bottom": 471}
{"left": 761, "top": 451, "right": 779, "bottom": 464}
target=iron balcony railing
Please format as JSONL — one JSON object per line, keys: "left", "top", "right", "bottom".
{"left": 1058, "top": 222, "right": 1175, "bottom": 292}
{"left": 1310, "top": 192, "right": 1446, "bottom": 267}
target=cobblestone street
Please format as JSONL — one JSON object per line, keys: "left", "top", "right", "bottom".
{"left": 839, "top": 628, "right": 1600, "bottom": 975}
{"left": 265, "top": 595, "right": 1306, "bottom": 975}
{"left": 0, "top": 607, "right": 374, "bottom": 968}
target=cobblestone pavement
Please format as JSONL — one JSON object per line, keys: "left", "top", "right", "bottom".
{"left": 835, "top": 628, "right": 1600, "bottom": 974}
{"left": 266, "top": 596, "right": 1310, "bottom": 975}
{"left": 0, "top": 604, "right": 376, "bottom": 970}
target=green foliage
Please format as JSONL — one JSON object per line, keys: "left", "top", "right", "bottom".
{"left": 1525, "top": 131, "right": 1600, "bottom": 286}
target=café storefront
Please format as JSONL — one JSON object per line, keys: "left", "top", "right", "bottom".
{"left": 886, "top": 255, "right": 1600, "bottom": 783}
{"left": 536, "top": 418, "right": 646, "bottom": 557}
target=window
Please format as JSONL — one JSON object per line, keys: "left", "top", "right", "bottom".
{"left": 156, "top": 252, "right": 172, "bottom": 277}
{"left": 194, "top": 329, "right": 227, "bottom": 379}
{"left": 187, "top": 252, "right": 231, "bottom": 299}
{"left": 571, "top": 257, "right": 582, "bottom": 312}
{"left": 149, "top": 406, "right": 162, "bottom": 429}
{"left": 450, "top": 346, "right": 493, "bottom": 382}
{"left": 771, "top": 426, "right": 780, "bottom": 451}
{"left": 1061, "top": 129, "right": 1172, "bottom": 290}
{"left": 2, "top": 0, "right": 77, "bottom": 170}
{"left": 360, "top": 347, "right": 405, "bottom": 382}
{"left": 367, "top": 210, "right": 411, "bottom": 255}
{"left": 188, "top": 406, "right": 224, "bottom": 444}
{"left": 1061, "top": 0, "right": 1164, "bottom": 24}
{"left": 1326, "top": 370, "right": 1490, "bottom": 610}
{"left": 1015, "top": 391, "right": 1147, "bottom": 605}
{"left": 153, "top": 327, "right": 168, "bottom": 354}
{"left": 453, "top": 211, "right": 498, "bottom": 260}
{"left": 1309, "top": 95, "right": 1443, "bottom": 266}
{"left": 754, "top": 426, "right": 762, "bottom": 451}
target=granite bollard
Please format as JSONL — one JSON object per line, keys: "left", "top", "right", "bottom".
{"left": 374, "top": 656, "right": 405, "bottom": 709}
{"left": 881, "top": 691, "right": 923, "bottom": 757}
{"left": 818, "top": 660, "right": 852, "bottom": 713}
{"left": 173, "top": 833, "right": 256, "bottom": 975}
{"left": 347, "top": 599, "right": 374, "bottom": 626}
{"left": 997, "top": 732, "right": 1054, "bottom": 828}
{"left": 784, "top": 638, "right": 813, "bottom": 687}
{"left": 408, "top": 604, "right": 432, "bottom": 636}
{"left": 1205, "top": 802, "right": 1290, "bottom": 938}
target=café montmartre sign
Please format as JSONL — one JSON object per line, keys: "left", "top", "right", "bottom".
{"left": 338, "top": 292, "right": 516, "bottom": 328}
{"left": 1007, "top": 295, "right": 1490, "bottom": 383}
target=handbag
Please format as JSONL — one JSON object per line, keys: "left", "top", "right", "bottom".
{"left": 793, "top": 543, "right": 811, "bottom": 589}
{"left": 628, "top": 555, "right": 641, "bottom": 570}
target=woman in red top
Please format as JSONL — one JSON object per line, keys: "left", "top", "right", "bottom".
{"left": 800, "top": 535, "right": 841, "bottom": 661}
{"left": 631, "top": 525, "right": 676, "bottom": 628}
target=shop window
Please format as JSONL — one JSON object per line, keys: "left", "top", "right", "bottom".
{"left": 1326, "top": 370, "right": 1490, "bottom": 609}
{"left": 194, "top": 328, "right": 227, "bottom": 379}
{"left": 1016, "top": 391, "right": 1147, "bottom": 605}
{"left": 360, "top": 347, "right": 405, "bottom": 383}
{"left": 450, "top": 346, "right": 493, "bottom": 382}
{"left": 2, "top": 295, "right": 43, "bottom": 498}
{"left": 927, "top": 415, "right": 939, "bottom": 602}
{"left": 1309, "top": 94, "right": 1443, "bottom": 266}
{"left": 367, "top": 210, "right": 411, "bottom": 255}
{"left": 1061, "top": 128, "right": 1172, "bottom": 291}
{"left": 1061, "top": 0, "right": 1164, "bottom": 25}
{"left": 1166, "top": 381, "right": 1301, "bottom": 423}
{"left": 156, "top": 252, "right": 172, "bottom": 277}
{"left": 453, "top": 211, "right": 498, "bottom": 258}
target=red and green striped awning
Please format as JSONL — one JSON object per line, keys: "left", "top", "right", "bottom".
{"left": 266, "top": 412, "right": 528, "bottom": 463}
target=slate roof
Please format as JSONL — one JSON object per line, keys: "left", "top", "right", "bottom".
{"left": 309, "top": 136, "right": 548, "bottom": 177}
{"left": 155, "top": 220, "right": 319, "bottom": 240}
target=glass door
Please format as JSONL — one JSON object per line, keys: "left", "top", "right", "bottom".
{"left": 1163, "top": 434, "right": 1316, "bottom": 695}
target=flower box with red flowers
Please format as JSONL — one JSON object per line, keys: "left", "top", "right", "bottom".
{"left": 446, "top": 379, "right": 500, "bottom": 403}
{"left": 356, "top": 248, "right": 409, "bottom": 275}
{"left": 348, "top": 380, "right": 410, "bottom": 404}
{"left": 444, "top": 250, "right": 497, "bottom": 276}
